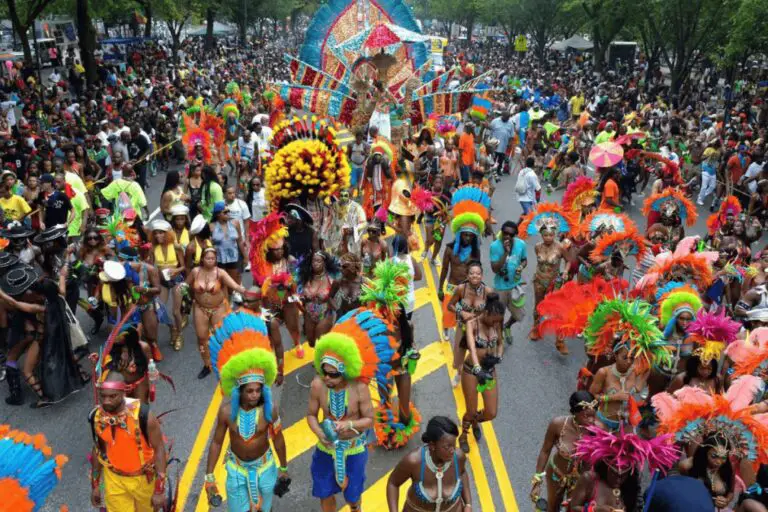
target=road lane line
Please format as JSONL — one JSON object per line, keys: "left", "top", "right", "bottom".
{"left": 339, "top": 471, "right": 409, "bottom": 512}
{"left": 483, "top": 422, "right": 520, "bottom": 511}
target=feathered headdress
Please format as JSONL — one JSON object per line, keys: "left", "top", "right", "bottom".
{"left": 537, "top": 277, "right": 628, "bottom": 338}
{"left": 220, "top": 98, "right": 240, "bottom": 120}
{"left": 225, "top": 81, "right": 241, "bottom": 96}
{"left": 635, "top": 236, "right": 719, "bottom": 295}
{"left": 199, "top": 110, "right": 225, "bottom": 147}
{"left": 181, "top": 114, "right": 213, "bottom": 163}
{"left": 642, "top": 188, "right": 698, "bottom": 227}
{"left": 264, "top": 116, "right": 351, "bottom": 210}
{"left": 450, "top": 185, "right": 491, "bottom": 239}
{"left": 209, "top": 311, "right": 278, "bottom": 423}
{"left": 388, "top": 180, "right": 434, "bottom": 217}
{"left": 580, "top": 211, "right": 634, "bottom": 237}
{"left": 359, "top": 260, "right": 410, "bottom": 324}
{"left": 590, "top": 228, "right": 648, "bottom": 263}
{"left": 0, "top": 424, "right": 68, "bottom": 512}
{"left": 436, "top": 116, "right": 458, "bottom": 140}
{"left": 249, "top": 213, "right": 288, "bottom": 286}
{"left": 562, "top": 176, "right": 598, "bottom": 215}
{"left": 707, "top": 195, "right": 742, "bottom": 235}
{"left": 652, "top": 375, "right": 768, "bottom": 462}
{"left": 583, "top": 298, "right": 671, "bottom": 373}
{"left": 641, "top": 151, "right": 682, "bottom": 186}
{"left": 657, "top": 285, "right": 702, "bottom": 339}
{"left": 518, "top": 202, "right": 578, "bottom": 239}
{"left": 725, "top": 328, "right": 768, "bottom": 380}
{"left": 685, "top": 309, "right": 741, "bottom": 365}
{"left": 100, "top": 212, "right": 139, "bottom": 249}
{"left": 574, "top": 424, "right": 679, "bottom": 474}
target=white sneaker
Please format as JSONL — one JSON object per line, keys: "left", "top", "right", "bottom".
{"left": 697, "top": 201, "right": 704, "bottom": 206}
{"left": 245, "top": 263, "right": 251, "bottom": 271}
{"left": 232, "top": 292, "right": 243, "bottom": 304}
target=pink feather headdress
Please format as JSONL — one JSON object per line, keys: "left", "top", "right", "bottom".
{"left": 652, "top": 375, "right": 768, "bottom": 462}
{"left": 574, "top": 425, "right": 679, "bottom": 474}
{"left": 685, "top": 308, "right": 741, "bottom": 364}
{"left": 725, "top": 328, "right": 768, "bottom": 379}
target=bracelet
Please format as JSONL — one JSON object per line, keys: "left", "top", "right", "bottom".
{"left": 204, "top": 473, "right": 216, "bottom": 483}
{"left": 279, "top": 466, "right": 288, "bottom": 472}
{"left": 154, "top": 472, "right": 166, "bottom": 494}
{"left": 531, "top": 471, "right": 546, "bottom": 484}
{"left": 90, "top": 472, "right": 101, "bottom": 490}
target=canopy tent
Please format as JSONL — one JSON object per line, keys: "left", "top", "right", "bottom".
{"left": 187, "top": 22, "right": 236, "bottom": 37}
{"left": 551, "top": 35, "right": 593, "bottom": 51}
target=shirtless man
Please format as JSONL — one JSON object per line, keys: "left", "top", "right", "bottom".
{"left": 204, "top": 379, "right": 288, "bottom": 511}
{"left": 438, "top": 231, "right": 480, "bottom": 339}
{"left": 307, "top": 358, "right": 374, "bottom": 512}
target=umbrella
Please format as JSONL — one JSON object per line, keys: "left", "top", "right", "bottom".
{"left": 615, "top": 132, "right": 644, "bottom": 146}
{"left": 589, "top": 142, "right": 624, "bottom": 168}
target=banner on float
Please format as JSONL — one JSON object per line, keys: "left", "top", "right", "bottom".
{"left": 429, "top": 36, "right": 448, "bottom": 70}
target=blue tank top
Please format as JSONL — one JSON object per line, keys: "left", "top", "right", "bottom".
{"left": 212, "top": 220, "right": 239, "bottom": 264}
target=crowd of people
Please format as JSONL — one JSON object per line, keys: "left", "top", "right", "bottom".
{"left": 2, "top": 16, "right": 768, "bottom": 512}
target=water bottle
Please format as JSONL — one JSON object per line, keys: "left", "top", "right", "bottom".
{"left": 321, "top": 418, "right": 339, "bottom": 445}
{"left": 148, "top": 359, "right": 159, "bottom": 382}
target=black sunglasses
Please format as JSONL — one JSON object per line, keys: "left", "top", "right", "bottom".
{"left": 86, "top": 235, "right": 100, "bottom": 241}
{"left": 321, "top": 369, "right": 343, "bottom": 379}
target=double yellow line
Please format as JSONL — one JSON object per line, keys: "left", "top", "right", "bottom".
{"left": 174, "top": 221, "right": 520, "bottom": 511}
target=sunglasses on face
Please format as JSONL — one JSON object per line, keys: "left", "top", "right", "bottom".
{"left": 321, "top": 369, "right": 343, "bottom": 379}
{"left": 86, "top": 235, "right": 100, "bottom": 241}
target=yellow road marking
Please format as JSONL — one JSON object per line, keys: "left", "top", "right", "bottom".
{"left": 193, "top": 341, "right": 447, "bottom": 510}
{"left": 339, "top": 471, "right": 409, "bottom": 512}
{"left": 415, "top": 220, "right": 520, "bottom": 512}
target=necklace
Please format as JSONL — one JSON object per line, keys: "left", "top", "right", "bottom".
{"left": 611, "top": 365, "right": 630, "bottom": 391}
{"left": 237, "top": 406, "right": 259, "bottom": 441}
{"left": 424, "top": 447, "right": 453, "bottom": 512}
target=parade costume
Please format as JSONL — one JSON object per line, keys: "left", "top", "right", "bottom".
{"left": 263, "top": 117, "right": 351, "bottom": 212}
{"left": 706, "top": 195, "right": 742, "bottom": 237}
{"left": 725, "top": 327, "right": 768, "bottom": 382}
{"left": 181, "top": 114, "right": 214, "bottom": 164}
{"left": 685, "top": 309, "right": 740, "bottom": 366}
{"left": 363, "top": 141, "right": 394, "bottom": 219}
{"left": 249, "top": 212, "right": 289, "bottom": 287}
{"left": 311, "top": 260, "right": 403, "bottom": 497}
{"left": 589, "top": 228, "right": 648, "bottom": 264}
{"left": 561, "top": 176, "right": 598, "bottom": 221}
{"left": 642, "top": 187, "right": 699, "bottom": 233}
{"left": 208, "top": 310, "right": 281, "bottom": 512}
{"left": 443, "top": 186, "right": 491, "bottom": 329}
{"left": 0, "top": 424, "right": 68, "bottom": 511}
{"left": 653, "top": 374, "right": 768, "bottom": 464}
{"left": 387, "top": 179, "right": 434, "bottom": 253}
{"left": 635, "top": 236, "right": 719, "bottom": 299}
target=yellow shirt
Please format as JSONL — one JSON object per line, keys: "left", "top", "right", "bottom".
{"left": 0, "top": 194, "right": 31, "bottom": 221}
{"left": 154, "top": 244, "right": 178, "bottom": 268}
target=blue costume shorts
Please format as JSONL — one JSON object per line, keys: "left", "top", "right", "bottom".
{"left": 311, "top": 448, "right": 368, "bottom": 504}
{"left": 225, "top": 450, "right": 278, "bottom": 512}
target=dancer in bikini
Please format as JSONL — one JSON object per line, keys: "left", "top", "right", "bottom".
{"left": 331, "top": 253, "right": 363, "bottom": 317}
{"left": 386, "top": 416, "right": 473, "bottom": 512}
{"left": 531, "top": 391, "right": 596, "bottom": 512}
{"left": 186, "top": 247, "right": 246, "bottom": 379}
{"left": 149, "top": 219, "right": 185, "bottom": 351}
{"left": 360, "top": 221, "right": 388, "bottom": 279}
{"left": 299, "top": 251, "right": 338, "bottom": 349}
{"left": 204, "top": 310, "right": 289, "bottom": 511}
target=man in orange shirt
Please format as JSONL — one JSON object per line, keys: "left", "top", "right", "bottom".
{"left": 458, "top": 123, "right": 476, "bottom": 184}
{"left": 726, "top": 144, "right": 751, "bottom": 196}
{"left": 600, "top": 168, "right": 621, "bottom": 210}
{"left": 90, "top": 372, "right": 168, "bottom": 511}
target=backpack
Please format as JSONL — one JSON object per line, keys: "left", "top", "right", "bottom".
{"left": 113, "top": 182, "right": 132, "bottom": 214}
{"left": 515, "top": 168, "right": 530, "bottom": 195}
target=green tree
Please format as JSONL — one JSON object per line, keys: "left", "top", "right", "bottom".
{"left": 724, "top": 0, "right": 768, "bottom": 66}
{"left": 639, "top": 0, "right": 737, "bottom": 96}
{"left": 575, "top": 0, "right": 633, "bottom": 74}
{"left": 5, "top": 0, "right": 60, "bottom": 63}
{"left": 155, "top": 0, "right": 201, "bottom": 62}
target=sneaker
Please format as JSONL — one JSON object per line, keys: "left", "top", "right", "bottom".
{"left": 245, "top": 263, "right": 251, "bottom": 272}
{"left": 232, "top": 291, "right": 243, "bottom": 304}
{"left": 503, "top": 327, "right": 513, "bottom": 346}
{"left": 697, "top": 200, "right": 704, "bottom": 206}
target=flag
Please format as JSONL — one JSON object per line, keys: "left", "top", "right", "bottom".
{"left": 470, "top": 96, "right": 492, "bottom": 121}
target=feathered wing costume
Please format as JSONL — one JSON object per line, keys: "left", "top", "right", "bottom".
{"left": 725, "top": 327, "right": 768, "bottom": 380}
{"left": 685, "top": 309, "right": 741, "bottom": 365}
{"left": 580, "top": 211, "right": 635, "bottom": 237}
{"left": 635, "top": 236, "right": 719, "bottom": 297}
{"left": 652, "top": 375, "right": 768, "bottom": 463}
{"left": 590, "top": 229, "right": 648, "bottom": 263}
{"left": 518, "top": 202, "right": 578, "bottom": 240}
{"left": 536, "top": 277, "right": 628, "bottom": 339}
{"left": 313, "top": 261, "right": 404, "bottom": 477}
{"left": 0, "top": 425, "right": 67, "bottom": 511}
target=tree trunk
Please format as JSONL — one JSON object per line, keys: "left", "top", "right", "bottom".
{"left": 465, "top": 16, "right": 475, "bottom": 48}
{"left": 76, "top": 0, "right": 98, "bottom": 86}
{"left": 447, "top": 21, "right": 453, "bottom": 43}
{"left": 144, "top": 3, "right": 152, "bottom": 38}
{"left": 290, "top": 7, "right": 301, "bottom": 34}
{"left": 593, "top": 39, "right": 605, "bottom": 74}
{"left": 238, "top": 19, "right": 246, "bottom": 44}
{"left": 6, "top": 0, "right": 32, "bottom": 64}
{"left": 205, "top": 8, "right": 215, "bottom": 50}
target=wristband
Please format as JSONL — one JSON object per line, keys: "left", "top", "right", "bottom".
{"left": 279, "top": 466, "right": 288, "bottom": 472}
{"left": 204, "top": 473, "right": 216, "bottom": 483}
{"left": 90, "top": 471, "right": 101, "bottom": 490}
{"left": 154, "top": 472, "right": 166, "bottom": 494}
{"left": 531, "top": 471, "right": 546, "bottom": 485}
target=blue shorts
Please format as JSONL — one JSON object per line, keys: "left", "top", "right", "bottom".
{"left": 225, "top": 451, "right": 278, "bottom": 512}
{"left": 520, "top": 201, "right": 534, "bottom": 215}
{"left": 311, "top": 448, "right": 368, "bottom": 503}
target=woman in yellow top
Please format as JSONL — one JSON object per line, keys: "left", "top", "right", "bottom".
{"left": 148, "top": 219, "right": 185, "bottom": 351}
{"left": 160, "top": 170, "right": 188, "bottom": 220}
{"left": 169, "top": 204, "right": 191, "bottom": 251}
{"left": 184, "top": 214, "right": 213, "bottom": 271}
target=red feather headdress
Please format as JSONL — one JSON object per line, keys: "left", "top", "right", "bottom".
{"left": 707, "top": 195, "right": 742, "bottom": 235}
{"left": 562, "top": 176, "right": 598, "bottom": 214}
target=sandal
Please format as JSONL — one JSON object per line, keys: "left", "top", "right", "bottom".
{"left": 529, "top": 325, "right": 542, "bottom": 341}
{"left": 556, "top": 338, "right": 569, "bottom": 355}
{"left": 25, "top": 375, "right": 51, "bottom": 409}
{"left": 459, "top": 431, "right": 470, "bottom": 454}
{"left": 473, "top": 421, "right": 483, "bottom": 441}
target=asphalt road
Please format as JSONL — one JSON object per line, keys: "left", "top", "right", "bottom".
{"left": 3, "top": 162, "right": 729, "bottom": 512}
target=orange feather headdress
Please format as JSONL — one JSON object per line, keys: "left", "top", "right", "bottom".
{"left": 518, "top": 202, "right": 578, "bottom": 239}
{"left": 725, "top": 327, "right": 768, "bottom": 380}
{"left": 642, "top": 188, "right": 698, "bottom": 227}
{"left": 590, "top": 228, "right": 648, "bottom": 263}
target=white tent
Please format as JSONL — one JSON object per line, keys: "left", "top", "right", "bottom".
{"left": 551, "top": 35, "right": 593, "bottom": 51}
{"left": 187, "top": 22, "right": 236, "bottom": 37}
